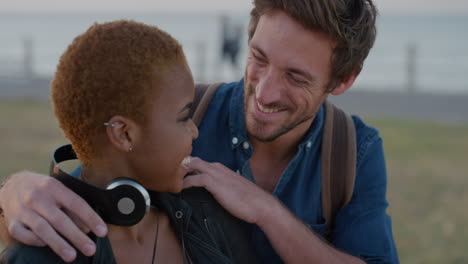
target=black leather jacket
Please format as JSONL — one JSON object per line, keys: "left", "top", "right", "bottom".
{"left": 0, "top": 187, "right": 258, "bottom": 264}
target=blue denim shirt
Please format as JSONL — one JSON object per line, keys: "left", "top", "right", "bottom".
{"left": 191, "top": 79, "right": 399, "bottom": 264}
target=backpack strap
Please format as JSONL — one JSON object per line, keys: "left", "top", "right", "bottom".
{"left": 191, "top": 83, "right": 224, "bottom": 126}
{"left": 321, "top": 100, "right": 357, "bottom": 241}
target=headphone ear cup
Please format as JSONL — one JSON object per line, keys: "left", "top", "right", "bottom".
{"left": 105, "top": 179, "right": 150, "bottom": 226}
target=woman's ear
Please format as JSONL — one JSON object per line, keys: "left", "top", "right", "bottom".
{"left": 104, "top": 116, "right": 139, "bottom": 152}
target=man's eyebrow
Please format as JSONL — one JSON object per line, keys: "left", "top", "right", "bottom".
{"left": 178, "top": 102, "right": 193, "bottom": 113}
{"left": 251, "top": 44, "right": 268, "bottom": 59}
{"left": 251, "top": 44, "right": 315, "bottom": 82}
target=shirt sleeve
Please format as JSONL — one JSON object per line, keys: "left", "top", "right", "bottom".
{"left": 331, "top": 130, "right": 399, "bottom": 264}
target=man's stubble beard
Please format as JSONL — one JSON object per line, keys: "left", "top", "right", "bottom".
{"left": 243, "top": 82, "right": 317, "bottom": 142}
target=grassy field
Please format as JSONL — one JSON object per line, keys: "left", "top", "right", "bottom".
{"left": 1, "top": 100, "right": 468, "bottom": 263}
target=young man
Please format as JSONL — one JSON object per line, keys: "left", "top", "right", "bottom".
{"left": 0, "top": 0, "right": 399, "bottom": 263}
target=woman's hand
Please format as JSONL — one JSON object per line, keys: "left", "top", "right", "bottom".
{"left": 0, "top": 171, "right": 107, "bottom": 262}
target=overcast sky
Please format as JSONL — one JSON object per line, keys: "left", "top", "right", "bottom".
{"left": 2, "top": 0, "right": 468, "bottom": 14}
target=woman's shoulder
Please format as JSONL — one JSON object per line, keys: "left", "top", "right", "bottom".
{"left": 0, "top": 237, "right": 111, "bottom": 264}
{"left": 0, "top": 243, "right": 67, "bottom": 264}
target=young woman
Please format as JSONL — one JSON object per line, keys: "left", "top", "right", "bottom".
{"left": 0, "top": 20, "right": 256, "bottom": 264}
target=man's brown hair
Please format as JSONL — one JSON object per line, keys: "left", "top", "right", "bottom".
{"left": 51, "top": 20, "right": 185, "bottom": 164}
{"left": 248, "top": 0, "right": 377, "bottom": 91}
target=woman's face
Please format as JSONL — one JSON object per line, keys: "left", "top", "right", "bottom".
{"left": 129, "top": 61, "right": 198, "bottom": 193}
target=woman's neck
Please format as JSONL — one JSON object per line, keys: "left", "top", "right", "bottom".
{"left": 81, "top": 163, "right": 184, "bottom": 263}
{"left": 80, "top": 160, "right": 130, "bottom": 188}
{"left": 80, "top": 161, "right": 150, "bottom": 237}
{"left": 108, "top": 208, "right": 159, "bottom": 242}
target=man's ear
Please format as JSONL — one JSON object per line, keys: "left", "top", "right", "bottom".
{"left": 104, "top": 116, "right": 138, "bottom": 152}
{"left": 331, "top": 67, "right": 361, "bottom": 96}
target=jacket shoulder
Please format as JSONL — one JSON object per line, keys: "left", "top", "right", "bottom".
{"left": 0, "top": 243, "right": 66, "bottom": 264}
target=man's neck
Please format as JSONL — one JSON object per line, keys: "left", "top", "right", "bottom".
{"left": 249, "top": 118, "right": 314, "bottom": 192}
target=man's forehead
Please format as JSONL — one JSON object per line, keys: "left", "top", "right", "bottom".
{"left": 250, "top": 11, "right": 334, "bottom": 82}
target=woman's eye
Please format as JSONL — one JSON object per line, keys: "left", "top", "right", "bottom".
{"left": 178, "top": 114, "right": 191, "bottom": 122}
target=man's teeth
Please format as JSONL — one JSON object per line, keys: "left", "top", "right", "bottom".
{"left": 182, "top": 157, "right": 191, "bottom": 165}
{"left": 257, "top": 101, "right": 280, "bottom": 113}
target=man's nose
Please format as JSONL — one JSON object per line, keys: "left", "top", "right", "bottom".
{"left": 255, "top": 69, "right": 282, "bottom": 105}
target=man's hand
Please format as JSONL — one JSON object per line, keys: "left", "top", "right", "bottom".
{"left": 0, "top": 171, "right": 107, "bottom": 262}
{"left": 183, "top": 157, "right": 274, "bottom": 224}
{"left": 183, "top": 158, "right": 366, "bottom": 263}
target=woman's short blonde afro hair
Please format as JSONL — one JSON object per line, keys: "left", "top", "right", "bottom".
{"left": 51, "top": 20, "right": 185, "bottom": 164}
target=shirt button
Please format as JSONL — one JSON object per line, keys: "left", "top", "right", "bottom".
{"left": 175, "top": 210, "right": 184, "bottom": 219}
{"left": 242, "top": 142, "right": 250, "bottom": 150}
{"left": 232, "top": 137, "right": 239, "bottom": 145}
{"left": 306, "top": 141, "right": 312, "bottom": 148}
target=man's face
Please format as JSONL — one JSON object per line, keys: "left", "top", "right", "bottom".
{"left": 244, "top": 10, "right": 334, "bottom": 142}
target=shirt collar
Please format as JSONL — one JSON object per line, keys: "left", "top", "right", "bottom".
{"left": 298, "top": 104, "right": 325, "bottom": 150}
{"left": 228, "top": 78, "right": 249, "bottom": 149}
{"left": 228, "top": 78, "right": 326, "bottom": 151}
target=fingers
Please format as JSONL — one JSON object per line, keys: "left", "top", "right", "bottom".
{"left": 65, "top": 209, "right": 91, "bottom": 234}
{"left": 0, "top": 171, "right": 106, "bottom": 262}
{"left": 54, "top": 184, "right": 107, "bottom": 238}
{"left": 185, "top": 157, "right": 215, "bottom": 173}
{"left": 34, "top": 205, "right": 97, "bottom": 258}
{"left": 31, "top": 180, "right": 107, "bottom": 259}
{"left": 37, "top": 177, "right": 107, "bottom": 238}
{"left": 183, "top": 173, "right": 209, "bottom": 190}
{"left": 7, "top": 220, "right": 45, "bottom": 247}
{"left": 17, "top": 208, "right": 78, "bottom": 262}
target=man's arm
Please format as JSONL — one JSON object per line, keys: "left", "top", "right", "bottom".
{"left": 0, "top": 171, "right": 107, "bottom": 262}
{"left": 183, "top": 158, "right": 365, "bottom": 264}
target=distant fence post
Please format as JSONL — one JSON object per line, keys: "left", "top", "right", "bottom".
{"left": 23, "top": 36, "right": 34, "bottom": 80}
{"left": 194, "top": 41, "right": 207, "bottom": 83}
{"left": 406, "top": 43, "right": 417, "bottom": 93}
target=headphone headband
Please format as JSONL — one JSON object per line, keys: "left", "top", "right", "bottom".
{"left": 50, "top": 144, "right": 152, "bottom": 226}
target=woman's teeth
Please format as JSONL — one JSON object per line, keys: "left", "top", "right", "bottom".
{"left": 181, "top": 157, "right": 191, "bottom": 165}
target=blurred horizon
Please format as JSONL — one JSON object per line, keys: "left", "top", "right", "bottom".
{"left": 2, "top": 12, "right": 467, "bottom": 95}
{"left": 2, "top": 0, "right": 468, "bottom": 15}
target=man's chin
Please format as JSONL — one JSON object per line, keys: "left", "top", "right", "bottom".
{"left": 247, "top": 124, "right": 285, "bottom": 142}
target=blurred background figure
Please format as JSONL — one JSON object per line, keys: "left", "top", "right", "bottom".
{"left": 218, "top": 14, "right": 243, "bottom": 80}
{"left": 0, "top": 0, "right": 468, "bottom": 263}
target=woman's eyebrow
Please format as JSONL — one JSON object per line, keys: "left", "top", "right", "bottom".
{"left": 178, "top": 102, "right": 193, "bottom": 113}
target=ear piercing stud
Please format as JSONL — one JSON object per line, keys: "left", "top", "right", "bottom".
{"left": 128, "top": 146, "right": 133, "bottom": 152}
{"left": 104, "top": 122, "right": 115, "bottom": 128}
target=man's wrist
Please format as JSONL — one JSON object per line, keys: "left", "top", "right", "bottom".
{"left": 254, "top": 193, "right": 285, "bottom": 227}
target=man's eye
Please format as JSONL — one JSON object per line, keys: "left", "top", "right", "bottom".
{"left": 288, "top": 73, "right": 306, "bottom": 85}
{"left": 252, "top": 52, "right": 265, "bottom": 63}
